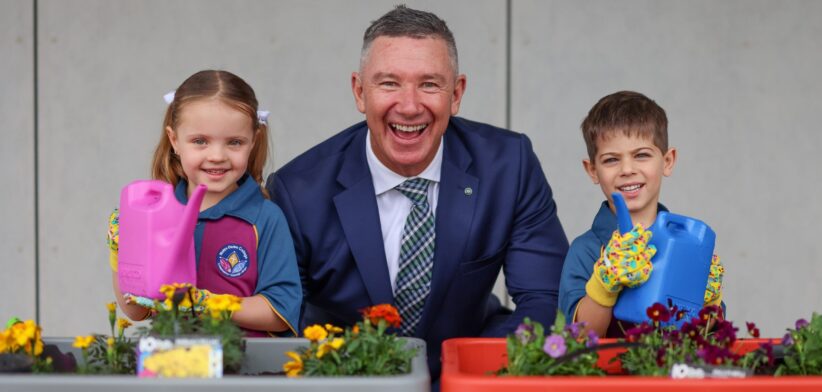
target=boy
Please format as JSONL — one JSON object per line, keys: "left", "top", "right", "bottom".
{"left": 558, "top": 91, "right": 724, "bottom": 337}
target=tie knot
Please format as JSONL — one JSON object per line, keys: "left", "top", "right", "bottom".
{"left": 395, "top": 178, "right": 430, "bottom": 205}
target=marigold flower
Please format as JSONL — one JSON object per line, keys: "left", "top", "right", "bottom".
{"left": 283, "top": 351, "right": 303, "bottom": 377}
{"left": 73, "top": 335, "right": 95, "bottom": 349}
{"left": 352, "top": 325, "right": 360, "bottom": 335}
{"left": 361, "top": 304, "right": 402, "bottom": 328}
{"left": 117, "top": 318, "right": 132, "bottom": 333}
{"left": 107, "top": 337, "right": 115, "bottom": 348}
{"left": 0, "top": 329, "right": 11, "bottom": 353}
{"left": 106, "top": 302, "right": 117, "bottom": 313}
{"left": 304, "top": 325, "right": 328, "bottom": 342}
{"left": 324, "top": 324, "right": 343, "bottom": 334}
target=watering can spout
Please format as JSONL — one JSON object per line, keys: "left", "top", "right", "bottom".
{"left": 171, "top": 185, "right": 206, "bottom": 259}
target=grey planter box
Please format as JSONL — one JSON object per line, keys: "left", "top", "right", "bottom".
{"left": 0, "top": 337, "right": 429, "bottom": 392}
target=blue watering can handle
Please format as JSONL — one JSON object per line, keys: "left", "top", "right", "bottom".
{"left": 612, "top": 192, "right": 634, "bottom": 235}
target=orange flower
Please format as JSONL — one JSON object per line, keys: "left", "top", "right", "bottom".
{"left": 361, "top": 304, "right": 401, "bottom": 328}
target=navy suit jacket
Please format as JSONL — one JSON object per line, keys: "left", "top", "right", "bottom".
{"left": 266, "top": 117, "right": 569, "bottom": 378}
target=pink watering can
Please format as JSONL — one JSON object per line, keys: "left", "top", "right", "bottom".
{"left": 117, "top": 180, "right": 206, "bottom": 299}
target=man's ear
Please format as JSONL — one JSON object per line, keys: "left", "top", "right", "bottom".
{"left": 351, "top": 72, "right": 366, "bottom": 114}
{"left": 663, "top": 147, "right": 677, "bottom": 177}
{"left": 583, "top": 159, "right": 599, "bottom": 184}
{"left": 450, "top": 74, "right": 467, "bottom": 115}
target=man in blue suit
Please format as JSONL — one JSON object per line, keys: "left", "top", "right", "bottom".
{"left": 266, "top": 5, "right": 569, "bottom": 379}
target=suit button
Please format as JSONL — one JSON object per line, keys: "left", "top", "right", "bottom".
{"left": 464, "top": 187, "right": 473, "bottom": 196}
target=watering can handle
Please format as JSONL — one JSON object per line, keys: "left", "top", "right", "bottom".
{"left": 612, "top": 192, "right": 634, "bottom": 235}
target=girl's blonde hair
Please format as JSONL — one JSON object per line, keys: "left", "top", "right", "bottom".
{"left": 151, "top": 70, "right": 270, "bottom": 198}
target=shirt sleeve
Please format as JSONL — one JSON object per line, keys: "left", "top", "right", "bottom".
{"left": 254, "top": 202, "right": 303, "bottom": 336}
{"left": 558, "top": 233, "right": 602, "bottom": 321}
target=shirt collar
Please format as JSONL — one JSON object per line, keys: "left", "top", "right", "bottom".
{"left": 365, "top": 129, "right": 443, "bottom": 195}
{"left": 173, "top": 174, "right": 262, "bottom": 222}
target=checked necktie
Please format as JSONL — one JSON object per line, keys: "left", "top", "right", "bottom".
{"left": 393, "top": 177, "right": 436, "bottom": 336}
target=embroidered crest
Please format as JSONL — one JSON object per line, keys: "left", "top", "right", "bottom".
{"left": 216, "top": 244, "right": 250, "bottom": 278}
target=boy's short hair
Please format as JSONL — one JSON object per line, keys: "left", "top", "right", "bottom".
{"left": 581, "top": 91, "right": 668, "bottom": 162}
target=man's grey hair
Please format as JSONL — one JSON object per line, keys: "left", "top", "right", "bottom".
{"left": 360, "top": 5, "right": 459, "bottom": 75}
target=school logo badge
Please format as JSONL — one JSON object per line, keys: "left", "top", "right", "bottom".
{"left": 216, "top": 244, "right": 249, "bottom": 278}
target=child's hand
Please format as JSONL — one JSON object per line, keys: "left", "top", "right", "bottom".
{"left": 107, "top": 209, "right": 120, "bottom": 272}
{"left": 703, "top": 254, "right": 724, "bottom": 306}
{"left": 585, "top": 225, "right": 656, "bottom": 307}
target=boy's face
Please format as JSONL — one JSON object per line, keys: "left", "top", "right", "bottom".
{"left": 583, "top": 132, "right": 677, "bottom": 225}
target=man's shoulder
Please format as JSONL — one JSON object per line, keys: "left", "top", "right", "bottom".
{"left": 449, "top": 116, "right": 525, "bottom": 145}
{"left": 275, "top": 121, "right": 367, "bottom": 179}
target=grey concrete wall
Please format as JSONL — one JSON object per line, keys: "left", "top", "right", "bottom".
{"left": 1, "top": 0, "right": 819, "bottom": 337}
{"left": 0, "top": 0, "right": 36, "bottom": 323}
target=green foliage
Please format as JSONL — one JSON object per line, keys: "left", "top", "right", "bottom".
{"left": 777, "top": 313, "right": 822, "bottom": 376}
{"left": 81, "top": 334, "right": 137, "bottom": 374}
{"left": 500, "top": 314, "right": 604, "bottom": 376}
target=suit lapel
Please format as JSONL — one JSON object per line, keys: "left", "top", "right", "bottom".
{"left": 416, "top": 129, "right": 478, "bottom": 337}
{"left": 333, "top": 130, "right": 394, "bottom": 306}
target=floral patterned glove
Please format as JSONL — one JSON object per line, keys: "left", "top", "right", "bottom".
{"left": 703, "top": 254, "right": 724, "bottom": 307}
{"left": 585, "top": 225, "right": 656, "bottom": 307}
{"left": 107, "top": 209, "right": 120, "bottom": 272}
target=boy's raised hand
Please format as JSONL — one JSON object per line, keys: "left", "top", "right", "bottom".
{"left": 585, "top": 225, "right": 656, "bottom": 307}
{"left": 703, "top": 254, "right": 724, "bottom": 306}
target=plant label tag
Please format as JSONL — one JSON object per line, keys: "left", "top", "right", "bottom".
{"left": 137, "top": 336, "right": 223, "bottom": 378}
{"left": 670, "top": 363, "right": 751, "bottom": 379}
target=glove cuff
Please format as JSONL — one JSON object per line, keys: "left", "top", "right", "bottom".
{"left": 109, "top": 249, "right": 118, "bottom": 273}
{"left": 585, "top": 275, "right": 619, "bottom": 307}
{"left": 704, "top": 291, "right": 723, "bottom": 307}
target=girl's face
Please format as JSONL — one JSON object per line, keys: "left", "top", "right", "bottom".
{"left": 167, "top": 99, "right": 255, "bottom": 210}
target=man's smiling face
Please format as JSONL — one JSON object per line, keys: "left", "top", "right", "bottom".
{"left": 352, "top": 35, "right": 466, "bottom": 177}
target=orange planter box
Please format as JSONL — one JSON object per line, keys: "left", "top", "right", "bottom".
{"left": 441, "top": 337, "right": 822, "bottom": 392}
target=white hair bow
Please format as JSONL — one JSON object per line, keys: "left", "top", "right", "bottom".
{"left": 163, "top": 90, "right": 270, "bottom": 126}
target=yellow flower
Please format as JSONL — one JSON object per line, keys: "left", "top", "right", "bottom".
{"left": 324, "top": 324, "right": 343, "bottom": 334}
{"left": 317, "top": 338, "right": 345, "bottom": 359}
{"left": 0, "top": 329, "right": 11, "bottom": 353}
{"left": 283, "top": 351, "right": 303, "bottom": 377}
{"left": 159, "top": 283, "right": 192, "bottom": 301}
{"left": 303, "top": 325, "right": 328, "bottom": 342}
{"left": 9, "top": 320, "right": 39, "bottom": 352}
{"left": 107, "top": 337, "right": 115, "bottom": 348}
{"left": 329, "top": 337, "right": 344, "bottom": 350}
{"left": 352, "top": 325, "right": 360, "bottom": 335}
{"left": 106, "top": 302, "right": 117, "bottom": 313}
{"left": 117, "top": 318, "right": 132, "bottom": 333}
{"left": 204, "top": 294, "right": 242, "bottom": 320}
{"left": 73, "top": 335, "right": 95, "bottom": 349}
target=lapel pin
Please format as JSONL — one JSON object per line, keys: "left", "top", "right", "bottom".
{"left": 464, "top": 187, "right": 473, "bottom": 196}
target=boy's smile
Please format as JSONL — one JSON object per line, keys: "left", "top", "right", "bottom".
{"left": 583, "top": 132, "right": 677, "bottom": 228}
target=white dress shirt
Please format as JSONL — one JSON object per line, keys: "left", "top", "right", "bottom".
{"left": 365, "top": 130, "right": 442, "bottom": 294}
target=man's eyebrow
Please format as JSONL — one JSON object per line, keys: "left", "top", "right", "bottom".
{"left": 371, "top": 72, "right": 397, "bottom": 80}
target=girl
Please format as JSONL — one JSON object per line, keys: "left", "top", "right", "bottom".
{"left": 109, "top": 70, "right": 301, "bottom": 336}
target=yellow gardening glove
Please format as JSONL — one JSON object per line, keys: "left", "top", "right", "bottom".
{"left": 107, "top": 209, "right": 120, "bottom": 272}
{"left": 585, "top": 225, "right": 656, "bottom": 307}
{"left": 703, "top": 254, "right": 724, "bottom": 307}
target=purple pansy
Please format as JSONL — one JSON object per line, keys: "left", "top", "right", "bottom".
{"left": 543, "top": 334, "right": 567, "bottom": 358}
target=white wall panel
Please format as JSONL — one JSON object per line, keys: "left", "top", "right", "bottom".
{"left": 0, "top": 0, "right": 35, "bottom": 324}
{"left": 512, "top": 0, "right": 822, "bottom": 336}
{"left": 37, "top": 0, "right": 505, "bottom": 335}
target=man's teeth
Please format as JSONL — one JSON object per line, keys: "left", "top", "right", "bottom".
{"left": 392, "top": 124, "right": 427, "bottom": 132}
{"left": 620, "top": 184, "right": 641, "bottom": 192}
